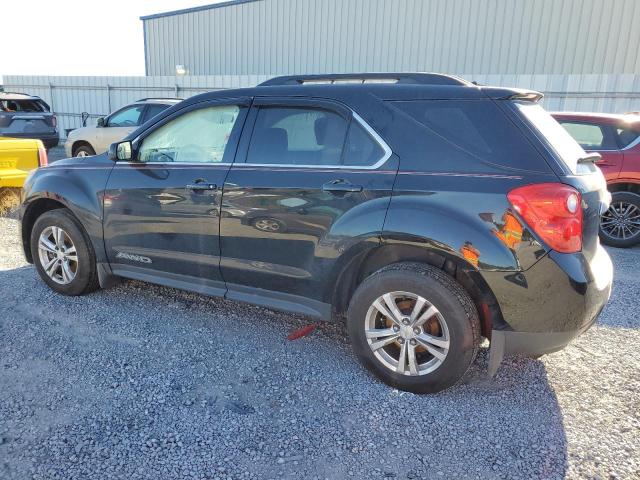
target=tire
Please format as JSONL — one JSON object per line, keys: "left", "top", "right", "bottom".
{"left": 347, "top": 262, "right": 480, "bottom": 393}
{"left": 30, "top": 209, "right": 100, "bottom": 296}
{"left": 599, "top": 191, "right": 640, "bottom": 248}
{"left": 73, "top": 144, "right": 96, "bottom": 157}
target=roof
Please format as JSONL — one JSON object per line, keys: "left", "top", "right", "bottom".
{"left": 0, "top": 92, "right": 41, "bottom": 100}
{"left": 134, "top": 97, "right": 183, "bottom": 104}
{"left": 140, "top": 0, "right": 261, "bottom": 20}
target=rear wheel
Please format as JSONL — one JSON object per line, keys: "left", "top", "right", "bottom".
{"left": 599, "top": 192, "right": 640, "bottom": 248}
{"left": 30, "top": 209, "right": 99, "bottom": 295}
{"left": 347, "top": 263, "right": 480, "bottom": 393}
{"left": 73, "top": 144, "right": 95, "bottom": 157}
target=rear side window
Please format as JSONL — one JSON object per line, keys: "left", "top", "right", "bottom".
{"left": 558, "top": 122, "right": 617, "bottom": 150}
{"left": 247, "top": 107, "right": 347, "bottom": 166}
{"left": 389, "top": 99, "right": 546, "bottom": 172}
{"left": 616, "top": 126, "right": 640, "bottom": 148}
{"left": 143, "top": 104, "right": 170, "bottom": 123}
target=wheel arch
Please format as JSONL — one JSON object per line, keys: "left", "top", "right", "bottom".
{"left": 607, "top": 181, "right": 640, "bottom": 195}
{"left": 331, "top": 243, "right": 506, "bottom": 338}
{"left": 71, "top": 140, "right": 95, "bottom": 156}
{"left": 21, "top": 198, "right": 69, "bottom": 263}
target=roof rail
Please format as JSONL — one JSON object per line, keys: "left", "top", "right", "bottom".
{"left": 258, "top": 73, "right": 471, "bottom": 87}
{"left": 135, "top": 97, "right": 183, "bottom": 102}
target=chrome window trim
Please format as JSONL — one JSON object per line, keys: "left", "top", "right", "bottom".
{"left": 240, "top": 111, "right": 392, "bottom": 170}
{"left": 116, "top": 161, "right": 233, "bottom": 166}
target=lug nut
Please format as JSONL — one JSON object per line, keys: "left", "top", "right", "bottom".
{"left": 413, "top": 327, "right": 420, "bottom": 335}
{"left": 393, "top": 325, "right": 400, "bottom": 332}
{"left": 402, "top": 318, "right": 410, "bottom": 325}
{"left": 410, "top": 339, "right": 417, "bottom": 346}
{"left": 398, "top": 338, "right": 405, "bottom": 344}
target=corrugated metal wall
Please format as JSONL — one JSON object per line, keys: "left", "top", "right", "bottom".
{"left": 4, "top": 73, "right": 640, "bottom": 140}
{"left": 143, "top": 0, "right": 640, "bottom": 76}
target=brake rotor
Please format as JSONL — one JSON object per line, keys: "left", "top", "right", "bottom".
{"left": 382, "top": 296, "right": 441, "bottom": 352}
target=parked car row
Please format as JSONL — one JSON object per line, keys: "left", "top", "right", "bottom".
{"left": 20, "top": 73, "right": 613, "bottom": 393}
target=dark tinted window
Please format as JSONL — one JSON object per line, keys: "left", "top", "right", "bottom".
{"left": 558, "top": 122, "right": 617, "bottom": 150}
{"left": 343, "top": 121, "right": 385, "bottom": 166}
{"left": 616, "top": 126, "right": 640, "bottom": 148}
{"left": 143, "top": 104, "right": 170, "bottom": 123}
{"left": 246, "top": 107, "right": 347, "bottom": 166}
{"left": 389, "top": 99, "right": 547, "bottom": 172}
{"left": 0, "top": 99, "right": 48, "bottom": 112}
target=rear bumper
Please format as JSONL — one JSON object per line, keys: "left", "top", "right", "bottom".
{"left": 0, "top": 132, "right": 59, "bottom": 149}
{"left": 483, "top": 244, "right": 613, "bottom": 374}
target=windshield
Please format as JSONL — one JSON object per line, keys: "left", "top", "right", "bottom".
{"left": 515, "top": 102, "right": 586, "bottom": 174}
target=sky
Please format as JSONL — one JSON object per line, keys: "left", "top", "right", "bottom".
{"left": 0, "top": 0, "right": 217, "bottom": 79}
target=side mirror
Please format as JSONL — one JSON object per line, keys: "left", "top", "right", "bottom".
{"left": 108, "top": 141, "right": 132, "bottom": 161}
{"left": 96, "top": 117, "right": 106, "bottom": 127}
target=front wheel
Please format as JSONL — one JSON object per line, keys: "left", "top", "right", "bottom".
{"left": 599, "top": 192, "right": 640, "bottom": 248}
{"left": 30, "top": 209, "right": 99, "bottom": 295}
{"left": 347, "top": 263, "right": 480, "bottom": 394}
{"left": 73, "top": 144, "right": 96, "bottom": 157}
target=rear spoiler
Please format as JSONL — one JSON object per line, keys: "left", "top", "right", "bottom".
{"left": 505, "top": 89, "right": 544, "bottom": 102}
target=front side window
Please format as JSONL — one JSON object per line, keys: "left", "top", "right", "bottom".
{"left": 143, "top": 104, "right": 171, "bottom": 123}
{"left": 108, "top": 105, "right": 145, "bottom": 127}
{"left": 246, "top": 107, "right": 348, "bottom": 166}
{"left": 138, "top": 105, "right": 241, "bottom": 163}
{"left": 558, "top": 122, "right": 617, "bottom": 150}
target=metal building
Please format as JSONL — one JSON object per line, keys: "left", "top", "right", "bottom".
{"left": 142, "top": 0, "right": 640, "bottom": 77}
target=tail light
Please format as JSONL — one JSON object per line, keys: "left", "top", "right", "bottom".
{"left": 38, "top": 144, "right": 48, "bottom": 167}
{"left": 507, "top": 183, "right": 582, "bottom": 253}
{"left": 51, "top": 115, "right": 57, "bottom": 129}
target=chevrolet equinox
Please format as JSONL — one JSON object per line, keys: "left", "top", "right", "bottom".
{"left": 20, "top": 74, "right": 613, "bottom": 393}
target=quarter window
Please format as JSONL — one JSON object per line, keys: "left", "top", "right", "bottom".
{"left": 108, "top": 106, "right": 145, "bottom": 127}
{"left": 138, "top": 105, "right": 241, "bottom": 163}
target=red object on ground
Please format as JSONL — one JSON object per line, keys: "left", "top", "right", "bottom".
{"left": 287, "top": 324, "right": 317, "bottom": 340}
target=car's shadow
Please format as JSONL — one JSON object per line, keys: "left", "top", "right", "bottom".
{"left": 0, "top": 264, "right": 569, "bottom": 479}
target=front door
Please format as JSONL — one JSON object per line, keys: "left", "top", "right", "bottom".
{"left": 219, "top": 99, "right": 397, "bottom": 317}
{"left": 103, "top": 99, "right": 249, "bottom": 295}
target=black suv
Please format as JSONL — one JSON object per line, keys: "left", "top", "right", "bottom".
{"left": 20, "top": 74, "right": 613, "bottom": 393}
{"left": 0, "top": 92, "right": 59, "bottom": 149}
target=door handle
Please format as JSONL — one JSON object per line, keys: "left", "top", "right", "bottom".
{"left": 322, "top": 179, "right": 363, "bottom": 193}
{"left": 186, "top": 183, "right": 218, "bottom": 191}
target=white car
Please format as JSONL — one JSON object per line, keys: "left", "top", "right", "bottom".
{"left": 64, "top": 98, "right": 181, "bottom": 157}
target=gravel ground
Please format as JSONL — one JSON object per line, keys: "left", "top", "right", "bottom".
{"left": 0, "top": 215, "right": 638, "bottom": 480}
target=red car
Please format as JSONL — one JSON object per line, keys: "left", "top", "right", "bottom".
{"left": 552, "top": 112, "right": 640, "bottom": 247}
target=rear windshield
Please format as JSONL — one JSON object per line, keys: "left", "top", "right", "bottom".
{"left": 388, "top": 99, "right": 548, "bottom": 172}
{"left": 514, "top": 102, "right": 586, "bottom": 174}
{"left": 0, "top": 99, "right": 49, "bottom": 113}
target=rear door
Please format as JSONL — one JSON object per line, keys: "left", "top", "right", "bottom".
{"left": 103, "top": 98, "right": 250, "bottom": 293}
{"left": 219, "top": 98, "right": 397, "bottom": 316}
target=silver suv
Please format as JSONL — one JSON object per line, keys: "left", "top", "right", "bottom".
{"left": 64, "top": 98, "right": 181, "bottom": 157}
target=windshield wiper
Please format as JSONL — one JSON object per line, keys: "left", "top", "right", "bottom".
{"left": 577, "top": 152, "right": 602, "bottom": 164}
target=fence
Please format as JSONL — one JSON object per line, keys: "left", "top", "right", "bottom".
{"left": 4, "top": 74, "right": 640, "bottom": 140}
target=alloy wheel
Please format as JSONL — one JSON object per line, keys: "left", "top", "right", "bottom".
{"left": 37, "top": 226, "right": 78, "bottom": 285}
{"left": 600, "top": 201, "right": 640, "bottom": 241}
{"left": 364, "top": 291, "right": 450, "bottom": 376}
